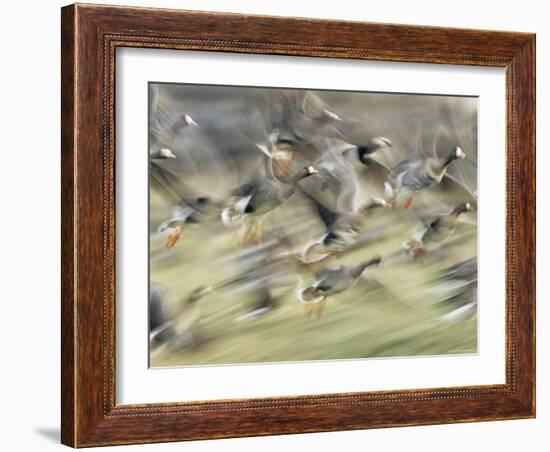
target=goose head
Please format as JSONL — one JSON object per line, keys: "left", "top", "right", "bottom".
{"left": 452, "top": 202, "right": 475, "bottom": 216}
{"left": 444, "top": 146, "right": 466, "bottom": 166}
{"left": 152, "top": 148, "right": 177, "bottom": 160}
{"left": 370, "top": 136, "right": 393, "bottom": 150}
{"left": 322, "top": 108, "right": 343, "bottom": 122}
{"left": 359, "top": 197, "right": 389, "bottom": 214}
{"left": 300, "top": 287, "right": 324, "bottom": 302}
{"left": 357, "top": 136, "right": 393, "bottom": 166}
{"left": 352, "top": 255, "right": 383, "bottom": 278}
{"left": 433, "top": 146, "right": 466, "bottom": 174}
{"left": 183, "top": 114, "right": 198, "bottom": 127}
{"left": 453, "top": 146, "right": 466, "bottom": 160}
{"left": 293, "top": 165, "right": 319, "bottom": 183}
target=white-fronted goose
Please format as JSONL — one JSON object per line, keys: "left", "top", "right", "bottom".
{"left": 302, "top": 195, "right": 388, "bottom": 262}
{"left": 150, "top": 159, "right": 224, "bottom": 248}
{"left": 300, "top": 255, "right": 382, "bottom": 318}
{"left": 221, "top": 159, "right": 319, "bottom": 246}
{"left": 385, "top": 145, "right": 466, "bottom": 209}
{"left": 403, "top": 202, "right": 474, "bottom": 257}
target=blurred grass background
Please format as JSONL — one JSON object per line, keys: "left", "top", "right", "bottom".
{"left": 149, "top": 193, "right": 477, "bottom": 367}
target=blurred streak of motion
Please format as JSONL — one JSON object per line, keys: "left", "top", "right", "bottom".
{"left": 148, "top": 83, "right": 478, "bottom": 367}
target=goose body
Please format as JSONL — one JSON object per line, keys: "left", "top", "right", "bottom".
{"left": 222, "top": 164, "right": 319, "bottom": 245}
{"left": 403, "top": 203, "right": 474, "bottom": 256}
{"left": 432, "top": 258, "right": 478, "bottom": 322}
{"left": 303, "top": 196, "right": 388, "bottom": 261}
{"left": 420, "top": 202, "right": 474, "bottom": 244}
{"left": 300, "top": 256, "right": 382, "bottom": 318}
{"left": 385, "top": 146, "right": 466, "bottom": 207}
{"left": 224, "top": 166, "right": 317, "bottom": 220}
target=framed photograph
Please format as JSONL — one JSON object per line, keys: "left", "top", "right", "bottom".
{"left": 61, "top": 3, "right": 536, "bottom": 447}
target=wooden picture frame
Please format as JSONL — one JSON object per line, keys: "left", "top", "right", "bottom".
{"left": 61, "top": 3, "right": 535, "bottom": 447}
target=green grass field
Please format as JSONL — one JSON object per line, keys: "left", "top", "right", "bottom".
{"left": 149, "top": 190, "right": 477, "bottom": 368}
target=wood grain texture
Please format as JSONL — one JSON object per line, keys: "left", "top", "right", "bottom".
{"left": 60, "top": 3, "right": 536, "bottom": 447}
{"left": 60, "top": 5, "right": 76, "bottom": 447}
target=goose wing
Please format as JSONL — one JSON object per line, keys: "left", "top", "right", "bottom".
{"left": 298, "top": 189, "right": 339, "bottom": 229}
{"left": 149, "top": 85, "right": 196, "bottom": 150}
{"left": 358, "top": 157, "right": 392, "bottom": 198}
{"left": 423, "top": 172, "right": 477, "bottom": 211}
{"left": 149, "top": 160, "right": 197, "bottom": 206}
{"left": 298, "top": 142, "right": 359, "bottom": 213}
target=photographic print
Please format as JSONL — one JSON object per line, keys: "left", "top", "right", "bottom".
{"left": 148, "top": 83, "right": 478, "bottom": 368}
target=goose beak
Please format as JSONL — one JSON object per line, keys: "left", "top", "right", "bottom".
{"left": 306, "top": 165, "right": 319, "bottom": 175}
{"left": 184, "top": 114, "right": 198, "bottom": 127}
{"left": 456, "top": 146, "right": 466, "bottom": 160}
{"left": 323, "top": 109, "right": 342, "bottom": 121}
{"left": 160, "top": 148, "right": 177, "bottom": 159}
{"left": 379, "top": 137, "right": 393, "bottom": 147}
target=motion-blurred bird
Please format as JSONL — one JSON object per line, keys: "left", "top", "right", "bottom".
{"left": 302, "top": 195, "right": 389, "bottom": 262}
{"left": 300, "top": 255, "right": 382, "bottom": 318}
{"left": 431, "top": 258, "right": 477, "bottom": 322}
{"left": 149, "top": 148, "right": 177, "bottom": 160}
{"left": 150, "top": 286, "right": 214, "bottom": 350}
{"left": 384, "top": 145, "right": 466, "bottom": 209}
{"left": 403, "top": 202, "right": 475, "bottom": 257}
{"left": 222, "top": 161, "right": 319, "bottom": 246}
{"left": 150, "top": 161, "right": 224, "bottom": 249}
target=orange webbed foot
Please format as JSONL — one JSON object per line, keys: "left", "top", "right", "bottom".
{"left": 402, "top": 196, "right": 415, "bottom": 210}
{"left": 165, "top": 226, "right": 183, "bottom": 249}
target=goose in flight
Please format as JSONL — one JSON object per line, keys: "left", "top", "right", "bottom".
{"left": 149, "top": 285, "right": 214, "bottom": 350}
{"left": 384, "top": 145, "right": 466, "bottom": 209}
{"left": 432, "top": 258, "right": 478, "bottom": 322}
{"left": 301, "top": 194, "right": 389, "bottom": 262}
{"left": 256, "top": 90, "right": 392, "bottom": 178}
{"left": 294, "top": 136, "right": 392, "bottom": 215}
{"left": 149, "top": 148, "right": 177, "bottom": 160}
{"left": 403, "top": 202, "right": 475, "bottom": 257}
{"left": 300, "top": 255, "right": 382, "bottom": 319}
{"left": 221, "top": 155, "right": 319, "bottom": 246}
{"left": 150, "top": 158, "right": 224, "bottom": 249}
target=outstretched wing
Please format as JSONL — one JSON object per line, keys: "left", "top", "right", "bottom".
{"left": 149, "top": 160, "right": 196, "bottom": 207}
{"left": 298, "top": 150, "right": 358, "bottom": 214}
{"left": 424, "top": 172, "right": 477, "bottom": 209}
{"left": 298, "top": 189, "right": 339, "bottom": 229}
{"left": 358, "top": 157, "right": 392, "bottom": 199}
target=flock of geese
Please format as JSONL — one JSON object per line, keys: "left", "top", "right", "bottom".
{"left": 148, "top": 87, "right": 478, "bottom": 354}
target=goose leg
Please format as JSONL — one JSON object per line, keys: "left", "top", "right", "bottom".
{"left": 384, "top": 182, "right": 400, "bottom": 208}
{"left": 247, "top": 217, "right": 262, "bottom": 247}
{"left": 231, "top": 220, "right": 249, "bottom": 249}
{"left": 402, "top": 195, "right": 415, "bottom": 210}
{"left": 301, "top": 287, "right": 319, "bottom": 318}
{"left": 165, "top": 226, "right": 183, "bottom": 249}
{"left": 235, "top": 224, "right": 247, "bottom": 248}
{"left": 411, "top": 244, "right": 428, "bottom": 259}
{"left": 314, "top": 298, "right": 327, "bottom": 319}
